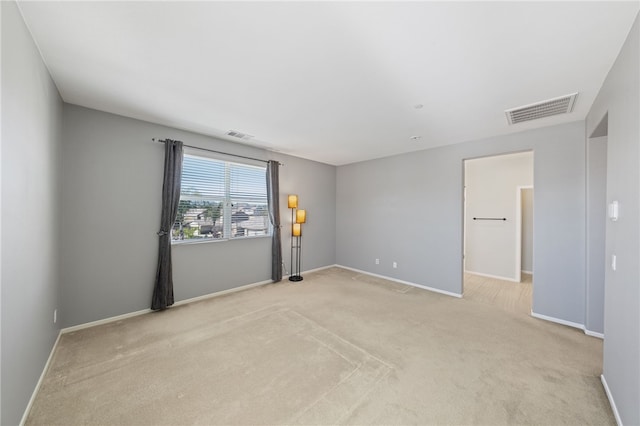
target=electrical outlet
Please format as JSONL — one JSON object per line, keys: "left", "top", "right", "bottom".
{"left": 375, "top": 258, "right": 380, "bottom": 265}
{"left": 393, "top": 262, "right": 397, "bottom": 269}
{"left": 53, "top": 309, "right": 57, "bottom": 324}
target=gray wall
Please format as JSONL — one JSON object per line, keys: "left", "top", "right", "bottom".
{"left": 1, "top": 2, "right": 63, "bottom": 424}
{"left": 60, "top": 105, "right": 336, "bottom": 328}
{"left": 586, "top": 14, "right": 639, "bottom": 426}
{"left": 586, "top": 136, "right": 607, "bottom": 335}
{"left": 337, "top": 121, "right": 586, "bottom": 324}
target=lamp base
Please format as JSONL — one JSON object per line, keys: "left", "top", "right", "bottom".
{"left": 288, "top": 275, "right": 303, "bottom": 282}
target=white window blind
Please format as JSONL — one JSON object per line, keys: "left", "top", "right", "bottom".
{"left": 173, "top": 154, "right": 269, "bottom": 242}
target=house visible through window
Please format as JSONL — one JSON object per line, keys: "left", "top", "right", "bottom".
{"left": 173, "top": 153, "right": 269, "bottom": 242}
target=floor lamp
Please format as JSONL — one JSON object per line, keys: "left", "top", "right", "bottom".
{"left": 288, "top": 195, "right": 306, "bottom": 282}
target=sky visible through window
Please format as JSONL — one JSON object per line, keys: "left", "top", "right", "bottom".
{"left": 181, "top": 155, "right": 225, "bottom": 201}
{"left": 181, "top": 155, "right": 267, "bottom": 202}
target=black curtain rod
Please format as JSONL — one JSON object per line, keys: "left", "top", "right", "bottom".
{"left": 153, "top": 138, "right": 283, "bottom": 166}
{"left": 473, "top": 217, "right": 507, "bottom": 221}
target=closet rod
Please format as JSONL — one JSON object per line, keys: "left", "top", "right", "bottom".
{"left": 153, "top": 138, "right": 283, "bottom": 166}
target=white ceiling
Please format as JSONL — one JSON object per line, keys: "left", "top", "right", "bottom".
{"left": 18, "top": 1, "right": 639, "bottom": 165}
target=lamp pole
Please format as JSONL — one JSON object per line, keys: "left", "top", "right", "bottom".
{"left": 288, "top": 195, "right": 303, "bottom": 282}
{"left": 290, "top": 206, "right": 295, "bottom": 280}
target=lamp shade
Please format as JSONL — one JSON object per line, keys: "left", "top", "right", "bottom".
{"left": 296, "top": 209, "right": 306, "bottom": 223}
{"left": 292, "top": 223, "right": 301, "bottom": 236}
{"left": 288, "top": 194, "right": 298, "bottom": 209}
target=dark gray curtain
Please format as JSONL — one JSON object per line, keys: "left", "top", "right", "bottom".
{"left": 266, "top": 160, "right": 283, "bottom": 282}
{"left": 152, "top": 139, "right": 183, "bottom": 310}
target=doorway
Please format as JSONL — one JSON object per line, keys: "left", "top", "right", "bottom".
{"left": 518, "top": 186, "right": 534, "bottom": 281}
{"left": 585, "top": 112, "right": 608, "bottom": 336}
{"left": 462, "top": 151, "right": 534, "bottom": 315}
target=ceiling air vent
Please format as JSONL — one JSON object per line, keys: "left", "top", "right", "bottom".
{"left": 225, "top": 130, "right": 254, "bottom": 140}
{"left": 505, "top": 93, "right": 578, "bottom": 125}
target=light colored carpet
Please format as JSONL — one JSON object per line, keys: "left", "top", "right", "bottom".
{"left": 464, "top": 272, "right": 533, "bottom": 315}
{"left": 27, "top": 267, "right": 613, "bottom": 425}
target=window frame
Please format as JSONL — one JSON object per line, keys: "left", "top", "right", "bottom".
{"left": 172, "top": 148, "right": 271, "bottom": 246}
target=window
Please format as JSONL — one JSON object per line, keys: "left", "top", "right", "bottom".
{"left": 173, "top": 153, "right": 269, "bottom": 243}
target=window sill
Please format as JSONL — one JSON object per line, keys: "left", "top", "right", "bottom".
{"left": 171, "top": 234, "right": 271, "bottom": 246}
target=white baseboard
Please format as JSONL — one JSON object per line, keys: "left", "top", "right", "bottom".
{"left": 62, "top": 307, "right": 153, "bottom": 333}
{"left": 336, "top": 265, "right": 462, "bottom": 298}
{"left": 62, "top": 265, "right": 339, "bottom": 334}
{"left": 62, "top": 278, "right": 277, "bottom": 333}
{"left": 584, "top": 329, "right": 605, "bottom": 339}
{"left": 174, "top": 279, "right": 273, "bottom": 307}
{"left": 464, "top": 269, "right": 520, "bottom": 283}
{"left": 531, "top": 311, "right": 585, "bottom": 330}
{"left": 531, "top": 311, "right": 606, "bottom": 339}
{"left": 20, "top": 331, "right": 62, "bottom": 426}
{"left": 601, "top": 374, "right": 623, "bottom": 426}
{"left": 286, "top": 264, "right": 337, "bottom": 279}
